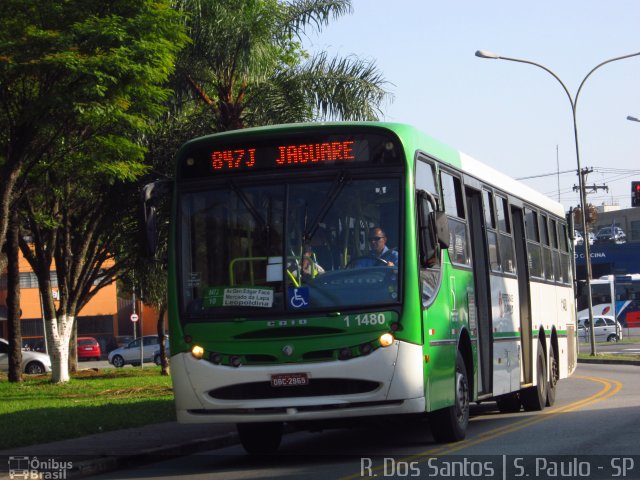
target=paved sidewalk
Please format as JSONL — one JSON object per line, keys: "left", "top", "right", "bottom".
{"left": 0, "top": 422, "right": 239, "bottom": 478}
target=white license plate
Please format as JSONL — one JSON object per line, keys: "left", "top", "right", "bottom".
{"left": 270, "top": 373, "right": 309, "bottom": 387}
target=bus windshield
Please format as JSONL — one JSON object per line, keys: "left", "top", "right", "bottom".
{"left": 179, "top": 175, "right": 401, "bottom": 318}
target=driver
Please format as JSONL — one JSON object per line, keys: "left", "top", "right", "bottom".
{"left": 353, "top": 227, "right": 399, "bottom": 267}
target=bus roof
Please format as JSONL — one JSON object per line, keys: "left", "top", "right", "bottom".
{"left": 180, "top": 121, "right": 566, "bottom": 218}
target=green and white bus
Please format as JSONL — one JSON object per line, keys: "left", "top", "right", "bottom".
{"left": 144, "top": 122, "right": 577, "bottom": 454}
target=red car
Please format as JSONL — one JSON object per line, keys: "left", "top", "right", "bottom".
{"left": 77, "top": 337, "right": 101, "bottom": 361}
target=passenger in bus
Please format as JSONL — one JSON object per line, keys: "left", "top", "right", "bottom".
{"left": 353, "top": 227, "right": 399, "bottom": 267}
{"left": 301, "top": 244, "right": 325, "bottom": 278}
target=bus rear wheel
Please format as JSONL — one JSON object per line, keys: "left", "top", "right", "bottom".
{"left": 429, "top": 352, "right": 469, "bottom": 442}
{"left": 237, "top": 422, "right": 283, "bottom": 455}
{"left": 521, "top": 340, "right": 547, "bottom": 411}
{"left": 546, "top": 346, "right": 558, "bottom": 407}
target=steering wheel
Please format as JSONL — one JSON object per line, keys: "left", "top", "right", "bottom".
{"left": 346, "top": 255, "right": 389, "bottom": 269}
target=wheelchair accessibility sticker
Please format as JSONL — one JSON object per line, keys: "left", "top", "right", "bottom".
{"left": 288, "top": 287, "right": 309, "bottom": 309}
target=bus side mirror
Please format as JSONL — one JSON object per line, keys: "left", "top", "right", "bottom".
{"left": 417, "top": 189, "right": 449, "bottom": 267}
{"left": 575, "top": 279, "right": 585, "bottom": 299}
{"left": 433, "top": 211, "right": 450, "bottom": 249}
{"left": 141, "top": 180, "right": 171, "bottom": 257}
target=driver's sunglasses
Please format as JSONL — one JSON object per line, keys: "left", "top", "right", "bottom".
{"left": 369, "top": 236, "right": 384, "bottom": 242}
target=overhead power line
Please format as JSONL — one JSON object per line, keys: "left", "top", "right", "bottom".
{"left": 515, "top": 169, "right": 575, "bottom": 180}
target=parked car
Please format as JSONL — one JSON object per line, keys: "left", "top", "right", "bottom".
{"left": 595, "top": 226, "right": 626, "bottom": 245}
{"left": 0, "top": 338, "right": 52, "bottom": 374}
{"left": 106, "top": 335, "right": 135, "bottom": 353}
{"left": 576, "top": 230, "right": 595, "bottom": 246}
{"left": 573, "top": 230, "right": 584, "bottom": 246}
{"left": 77, "top": 336, "right": 101, "bottom": 361}
{"left": 578, "top": 315, "right": 622, "bottom": 342}
{"left": 108, "top": 335, "right": 170, "bottom": 368}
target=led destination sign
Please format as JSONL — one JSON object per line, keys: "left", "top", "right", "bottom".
{"left": 211, "top": 140, "right": 355, "bottom": 171}
{"left": 179, "top": 130, "right": 401, "bottom": 178}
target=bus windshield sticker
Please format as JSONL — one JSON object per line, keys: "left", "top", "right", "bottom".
{"left": 266, "top": 256, "right": 284, "bottom": 282}
{"left": 187, "top": 272, "right": 201, "bottom": 288}
{"left": 203, "top": 287, "right": 274, "bottom": 308}
{"left": 288, "top": 286, "right": 310, "bottom": 309}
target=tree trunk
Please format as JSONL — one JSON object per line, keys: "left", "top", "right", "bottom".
{"left": 69, "top": 321, "right": 78, "bottom": 373}
{"left": 46, "top": 313, "right": 74, "bottom": 383}
{"left": 6, "top": 209, "right": 23, "bottom": 382}
{"left": 156, "top": 305, "right": 169, "bottom": 376}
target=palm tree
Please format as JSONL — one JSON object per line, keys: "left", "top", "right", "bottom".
{"left": 171, "top": 0, "right": 391, "bottom": 131}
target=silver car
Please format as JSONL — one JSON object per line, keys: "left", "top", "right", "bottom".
{"left": 578, "top": 316, "right": 622, "bottom": 342}
{"left": 0, "top": 338, "right": 52, "bottom": 374}
{"left": 108, "top": 335, "right": 170, "bottom": 367}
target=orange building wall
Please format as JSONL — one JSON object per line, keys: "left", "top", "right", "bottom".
{"left": 3, "top": 249, "right": 167, "bottom": 341}
{"left": 1, "top": 247, "right": 119, "bottom": 341}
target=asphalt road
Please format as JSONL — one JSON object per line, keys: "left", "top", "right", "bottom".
{"left": 87, "top": 362, "right": 640, "bottom": 480}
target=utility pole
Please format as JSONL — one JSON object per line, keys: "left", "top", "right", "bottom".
{"left": 573, "top": 167, "right": 608, "bottom": 354}
{"left": 573, "top": 168, "right": 609, "bottom": 198}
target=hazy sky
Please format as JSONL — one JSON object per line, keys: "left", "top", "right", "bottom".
{"left": 303, "top": 0, "right": 640, "bottom": 211}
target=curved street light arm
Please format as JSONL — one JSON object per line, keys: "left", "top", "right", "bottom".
{"left": 575, "top": 52, "right": 640, "bottom": 110}
{"left": 491, "top": 55, "right": 575, "bottom": 112}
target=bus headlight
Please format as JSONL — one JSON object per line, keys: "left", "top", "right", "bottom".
{"left": 191, "top": 345, "right": 205, "bottom": 359}
{"left": 379, "top": 333, "right": 395, "bottom": 347}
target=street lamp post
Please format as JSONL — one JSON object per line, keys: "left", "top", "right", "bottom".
{"left": 628, "top": 115, "right": 640, "bottom": 123}
{"left": 475, "top": 49, "right": 640, "bottom": 356}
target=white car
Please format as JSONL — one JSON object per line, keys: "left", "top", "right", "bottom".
{"left": 108, "top": 335, "right": 170, "bottom": 368}
{"left": 578, "top": 316, "right": 622, "bottom": 342}
{"left": 573, "top": 230, "right": 584, "bottom": 246}
{"left": 0, "top": 338, "right": 52, "bottom": 374}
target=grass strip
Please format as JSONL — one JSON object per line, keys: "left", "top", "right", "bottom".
{"left": 0, "top": 368, "right": 175, "bottom": 450}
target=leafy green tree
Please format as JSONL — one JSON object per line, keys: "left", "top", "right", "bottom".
{"left": 1, "top": 0, "right": 187, "bottom": 383}
{"left": 0, "top": 0, "right": 187, "bottom": 259}
{"left": 19, "top": 169, "right": 143, "bottom": 382}
{"left": 169, "top": 0, "right": 391, "bottom": 132}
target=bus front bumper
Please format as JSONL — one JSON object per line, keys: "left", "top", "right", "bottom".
{"left": 171, "top": 341, "right": 426, "bottom": 423}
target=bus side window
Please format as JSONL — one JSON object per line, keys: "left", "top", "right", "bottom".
{"left": 496, "top": 195, "right": 516, "bottom": 274}
{"left": 540, "top": 214, "right": 553, "bottom": 281}
{"left": 524, "top": 207, "right": 543, "bottom": 278}
{"left": 549, "top": 219, "right": 562, "bottom": 283}
{"left": 441, "top": 171, "right": 470, "bottom": 266}
{"left": 482, "top": 189, "right": 500, "bottom": 272}
{"left": 558, "top": 223, "right": 571, "bottom": 284}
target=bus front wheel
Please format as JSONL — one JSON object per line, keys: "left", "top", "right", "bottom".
{"left": 237, "top": 422, "right": 283, "bottom": 455}
{"left": 429, "top": 352, "right": 469, "bottom": 443}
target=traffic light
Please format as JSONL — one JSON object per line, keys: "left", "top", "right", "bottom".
{"left": 633, "top": 181, "right": 640, "bottom": 207}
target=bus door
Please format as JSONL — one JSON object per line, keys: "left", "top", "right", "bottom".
{"left": 510, "top": 206, "right": 532, "bottom": 384}
{"left": 465, "top": 187, "right": 492, "bottom": 395}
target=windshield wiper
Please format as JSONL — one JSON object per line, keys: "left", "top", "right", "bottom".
{"left": 303, "top": 170, "right": 349, "bottom": 243}
{"left": 229, "top": 180, "right": 267, "bottom": 230}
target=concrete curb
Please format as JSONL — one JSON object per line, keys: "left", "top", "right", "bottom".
{"left": 577, "top": 357, "right": 640, "bottom": 366}
{"left": 69, "top": 431, "right": 239, "bottom": 478}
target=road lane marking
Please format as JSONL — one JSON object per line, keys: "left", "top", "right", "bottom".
{"left": 340, "top": 375, "right": 621, "bottom": 480}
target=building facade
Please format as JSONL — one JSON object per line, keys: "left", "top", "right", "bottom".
{"left": 0, "top": 249, "right": 162, "bottom": 354}
{"left": 575, "top": 205, "right": 640, "bottom": 279}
